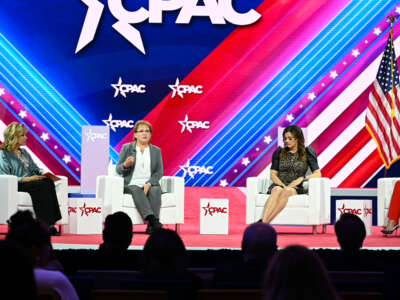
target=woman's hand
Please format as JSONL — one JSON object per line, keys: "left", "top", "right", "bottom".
{"left": 143, "top": 183, "right": 151, "bottom": 195}
{"left": 22, "top": 175, "right": 46, "bottom": 182}
{"left": 288, "top": 177, "right": 304, "bottom": 188}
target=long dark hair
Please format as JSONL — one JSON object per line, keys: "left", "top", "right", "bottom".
{"left": 281, "top": 125, "right": 306, "bottom": 161}
{"left": 142, "top": 229, "right": 188, "bottom": 279}
{"left": 263, "top": 245, "right": 339, "bottom": 300}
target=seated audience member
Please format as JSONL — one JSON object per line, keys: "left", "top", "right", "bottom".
{"left": 329, "top": 212, "right": 379, "bottom": 271}
{"left": 0, "top": 122, "right": 62, "bottom": 235}
{"left": 7, "top": 210, "right": 64, "bottom": 272}
{"left": 99, "top": 211, "right": 133, "bottom": 253}
{"left": 335, "top": 213, "right": 366, "bottom": 253}
{"left": 0, "top": 240, "right": 38, "bottom": 299}
{"left": 140, "top": 228, "right": 202, "bottom": 287}
{"left": 263, "top": 245, "right": 339, "bottom": 300}
{"left": 97, "top": 211, "right": 135, "bottom": 269}
{"left": 214, "top": 223, "right": 277, "bottom": 286}
{"left": 6, "top": 214, "right": 79, "bottom": 300}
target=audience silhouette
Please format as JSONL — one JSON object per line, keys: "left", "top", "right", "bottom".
{"left": 0, "top": 239, "right": 38, "bottom": 299}
{"left": 263, "top": 245, "right": 339, "bottom": 300}
{"left": 335, "top": 213, "right": 366, "bottom": 254}
{"left": 214, "top": 222, "right": 277, "bottom": 287}
{"left": 6, "top": 210, "right": 79, "bottom": 300}
{"left": 99, "top": 211, "right": 133, "bottom": 254}
{"left": 140, "top": 228, "right": 202, "bottom": 286}
{"left": 97, "top": 211, "right": 135, "bottom": 269}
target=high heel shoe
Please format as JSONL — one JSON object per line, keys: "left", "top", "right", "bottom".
{"left": 381, "top": 224, "right": 400, "bottom": 234}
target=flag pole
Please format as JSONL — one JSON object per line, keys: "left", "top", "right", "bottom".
{"left": 385, "top": 15, "right": 398, "bottom": 177}
{"left": 388, "top": 15, "right": 397, "bottom": 119}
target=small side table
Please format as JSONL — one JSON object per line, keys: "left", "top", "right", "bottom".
{"left": 200, "top": 198, "right": 229, "bottom": 235}
{"left": 65, "top": 194, "right": 103, "bottom": 234}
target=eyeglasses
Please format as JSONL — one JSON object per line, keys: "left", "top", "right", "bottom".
{"left": 136, "top": 130, "right": 151, "bottom": 133}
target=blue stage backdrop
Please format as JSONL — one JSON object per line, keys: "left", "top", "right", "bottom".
{"left": 0, "top": 0, "right": 399, "bottom": 186}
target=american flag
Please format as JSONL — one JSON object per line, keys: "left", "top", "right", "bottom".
{"left": 366, "top": 30, "right": 400, "bottom": 169}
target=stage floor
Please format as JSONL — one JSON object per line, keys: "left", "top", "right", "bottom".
{"left": 1, "top": 187, "right": 399, "bottom": 250}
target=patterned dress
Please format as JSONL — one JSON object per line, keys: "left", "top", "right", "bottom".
{"left": 267, "top": 146, "right": 320, "bottom": 194}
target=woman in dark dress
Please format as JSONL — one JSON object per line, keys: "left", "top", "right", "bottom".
{"left": 0, "top": 122, "right": 61, "bottom": 234}
{"left": 261, "top": 125, "right": 321, "bottom": 223}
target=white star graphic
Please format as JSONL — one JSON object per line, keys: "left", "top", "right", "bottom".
{"left": 373, "top": 27, "right": 382, "bottom": 36}
{"left": 102, "top": 113, "right": 116, "bottom": 132}
{"left": 256, "top": 147, "right": 260, "bottom": 151}
{"left": 76, "top": 168, "right": 80, "bottom": 172}
{"left": 169, "top": 78, "right": 183, "bottom": 98}
{"left": 179, "top": 160, "right": 191, "bottom": 179}
{"left": 0, "top": 88, "right": 5, "bottom": 96}
{"left": 396, "top": 6, "right": 400, "bottom": 15}
{"left": 219, "top": 179, "right": 228, "bottom": 187}
{"left": 111, "top": 77, "right": 127, "bottom": 98}
{"left": 234, "top": 169, "right": 238, "bottom": 173}
{"left": 330, "top": 71, "right": 338, "bottom": 79}
{"left": 54, "top": 145, "right": 58, "bottom": 149}
{"left": 40, "top": 132, "right": 49, "bottom": 142}
{"left": 300, "top": 104, "right": 303, "bottom": 108}
{"left": 308, "top": 92, "right": 316, "bottom": 101}
{"left": 178, "top": 114, "right": 192, "bottom": 133}
{"left": 264, "top": 136, "right": 272, "bottom": 144}
{"left": 18, "top": 110, "right": 27, "bottom": 119}
{"left": 364, "top": 40, "right": 368, "bottom": 44}
{"left": 62, "top": 155, "right": 71, "bottom": 164}
{"left": 242, "top": 157, "right": 250, "bottom": 166}
{"left": 286, "top": 114, "right": 294, "bottom": 122}
{"left": 321, "top": 83, "right": 325, "bottom": 87}
{"left": 352, "top": 49, "right": 360, "bottom": 57}
{"left": 343, "top": 61, "right": 347, "bottom": 65}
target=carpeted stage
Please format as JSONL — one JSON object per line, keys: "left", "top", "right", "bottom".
{"left": 1, "top": 186, "right": 399, "bottom": 250}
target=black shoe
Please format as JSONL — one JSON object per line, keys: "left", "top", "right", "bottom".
{"left": 153, "top": 219, "right": 163, "bottom": 230}
{"left": 145, "top": 224, "right": 154, "bottom": 234}
{"left": 49, "top": 226, "right": 60, "bottom": 236}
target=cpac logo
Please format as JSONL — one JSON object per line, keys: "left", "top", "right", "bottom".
{"left": 169, "top": 78, "right": 203, "bottom": 98}
{"left": 202, "top": 202, "right": 228, "bottom": 216}
{"left": 102, "top": 113, "right": 135, "bottom": 132}
{"left": 178, "top": 114, "right": 210, "bottom": 133}
{"left": 338, "top": 204, "right": 372, "bottom": 216}
{"left": 68, "top": 203, "right": 102, "bottom": 216}
{"left": 111, "top": 77, "right": 146, "bottom": 98}
{"left": 179, "top": 159, "right": 213, "bottom": 179}
{"left": 76, "top": 0, "right": 261, "bottom": 54}
{"left": 86, "top": 129, "right": 108, "bottom": 142}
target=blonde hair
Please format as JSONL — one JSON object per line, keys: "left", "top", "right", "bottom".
{"left": 2, "top": 122, "right": 26, "bottom": 152}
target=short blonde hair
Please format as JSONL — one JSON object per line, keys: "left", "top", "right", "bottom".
{"left": 2, "top": 122, "right": 26, "bottom": 152}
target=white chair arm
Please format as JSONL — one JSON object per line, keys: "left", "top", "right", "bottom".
{"left": 161, "top": 176, "right": 185, "bottom": 224}
{"left": 96, "top": 175, "right": 124, "bottom": 222}
{"left": 377, "top": 177, "right": 400, "bottom": 226}
{"left": 246, "top": 177, "right": 269, "bottom": 224}
{"left": 0, "top": 175, "right": 18, "bottom": 224}
{"left": 308, "top": 177, "right": 331, "bottom": 224}
{"left": 55, "top": 175, "right": 68, "bottom": 224}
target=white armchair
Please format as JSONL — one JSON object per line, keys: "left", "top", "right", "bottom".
{"left": 0, "top": 175, "right": 69, "bottom": 226}
{"left": 96, "top": 164, "right": 184, "bottom": 231}
{"left": 246, "top": 177, "right": 331, "bottom": 233}
{"left": 377, "top": 177, "right": 400, "bottom": 227}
